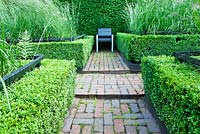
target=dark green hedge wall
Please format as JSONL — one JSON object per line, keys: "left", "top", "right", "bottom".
{"left": 116, "top": 33, "right": 200, "bottom": 63}
{"left": 75, "top": 0, "right": 129, "bottom": 35}
{"left": 142, "top": 56, "right": 200, "bottom": 134}
{"left": 31, "top": 36, "right": 94, "bottom": 69}
{"left": 56, "top": 0, "right": 135, "bottom": 35}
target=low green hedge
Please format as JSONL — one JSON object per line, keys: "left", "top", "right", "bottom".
{"left": 0, "top": 59, "right": 76, "bottom": 133}
{"left": 116, "top": 33, "right": 200, "bottom": 63}
{"left": 32, "top": 36, "right": 94, "bottom": 69}
{"left": 142, "top": 56, "right": 200, "bottom": 134}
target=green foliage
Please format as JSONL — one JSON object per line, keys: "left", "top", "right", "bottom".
{"left": 0, "top": 43, "right": 19, "bottom": 76}
{"left": 0, "top": 59, "right": 76, "bottom": 133}
{"left": 17, "top": 31, "right": 34, "bottom": 60}
{"left": 0, "top": 0, "right": 76, "bottom": 41}
{"left": 31, "top": 36, "right": 94, "bottom": 69}
{"left": 141, "top": 56, "right": 200, "bottom": 134}
{"left": 125, "top": 0, "right": 198, "bottom": 34}
{"left": 75, "top": 0, "right": 129, "bottom": 35}
{"left": 116, "top": 33, "right": 200, "bottom": 63}
{"left": 0, "top": 26, "right": 16, "bottom": 76}
{"left": 192, "top": 56, "right": 200, "bottom": 60}
{"left": 1, "top": 30, "right": 35, "bottom": 76}
{"left": 0, "top": 77, "right": 11, "bottom": 112}
{"left": 0, "top": 42, "right": 35, "bottom": 76}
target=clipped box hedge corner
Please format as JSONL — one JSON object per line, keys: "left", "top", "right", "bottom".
{"left": 0, "top": 59, "right": 76, "bottom": 133}
{"left": 142, "top": 56, "right": 200, "bottom": 134}
{"left": 116, "top": 33, "right": 200, "bottom": 63}
{"left": 31, "top": 36, "right": 94, "bottom": 69}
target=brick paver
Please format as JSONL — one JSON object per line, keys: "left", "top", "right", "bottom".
{"left": 82, "top": 126, "right": 92, "bottom": 134}
{"left": 61, "top": 98, "right": 161, "bottom": 134}
{"left": 61, "top": 51, "right": 162, "bottom": 134}
{"left": 104, "top": 126, "right": 114, "bottom": 134}
{"left": 83, "top": 51, "right": 129, "bottom": 73}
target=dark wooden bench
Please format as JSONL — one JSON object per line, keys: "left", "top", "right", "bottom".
{"left": 96, "top": 28, "right": 114, "bottom": 52}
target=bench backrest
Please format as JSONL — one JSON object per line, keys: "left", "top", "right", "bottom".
{"left": 98, "top": 28, "right": 112, "bottom": 37}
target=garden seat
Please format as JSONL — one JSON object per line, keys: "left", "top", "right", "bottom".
{"left": 96, "top": 28, "right": 114, "bottom": 52}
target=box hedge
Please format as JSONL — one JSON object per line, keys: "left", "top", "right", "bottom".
{"left": 0, "top": 59, "right": 76, "bottom": 133}
{"left": 116, "top": 33, "right": 200, "bottom": 63}
{"left": 142, "top": 56, "right": 200, "bottom": 134}
{"left": 31, "top": 36, "right": 94, "bottom": 69}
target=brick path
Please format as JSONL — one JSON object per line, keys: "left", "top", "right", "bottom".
{"left": 61, "top": 51, "right": 162, "bottom": 134}
{"left": 83, "top": 51, "right": 129, "bottom": 73}
{"left": 75, "top": 74, "right": 144, "bottom": 98}
{"left": 61, "top": 98, "right": 161, "bottom": 134}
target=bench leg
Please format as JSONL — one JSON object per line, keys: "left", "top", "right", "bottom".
{"left": 111, "top": 35, "right": 114, "bottom": 52}
{"left": 96, "top": 35, "right": 98, "bottom": 52}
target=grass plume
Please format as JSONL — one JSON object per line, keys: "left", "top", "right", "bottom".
{"left": 125, "top": 0, "right": 199, "bottom": 34}
{"left": 0, "top": 0, "right": 76, "bottom": 41}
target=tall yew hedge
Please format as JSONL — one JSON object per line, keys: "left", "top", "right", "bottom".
{"left": 78, "top": 0, "right": 128, "bottom": 35}
{"left": 58, "top": 0, "right": 131, "bottom": 35}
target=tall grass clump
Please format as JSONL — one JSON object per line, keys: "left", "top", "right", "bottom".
{"left": 0, "top": 25, "right": 17, "bottom": 76}
{"left": 0, "top": 0, "right": 76, "bottom": 42}
{"left": 193, "top": 0, "right": 200, "bottom": 32}
{"left": 125, "top": 0, "right": 199, "bottom": 34}
{"left": 54, "top": 0, "right": 81, "bottom": 36}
